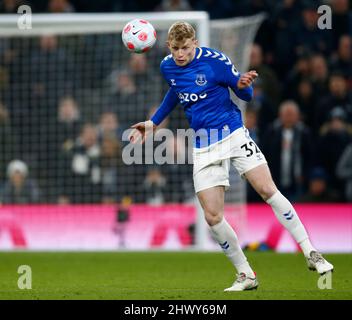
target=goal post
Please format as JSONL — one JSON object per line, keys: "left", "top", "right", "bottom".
{"left": 0, "top": 12, "right": 209, "bottom": 42}
{"left": 0, "top": 12, "right": 265, "bottom": 251}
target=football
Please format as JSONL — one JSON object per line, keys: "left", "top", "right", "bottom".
{"left": 122, "top": 19, "right": 157, "bottom": 53}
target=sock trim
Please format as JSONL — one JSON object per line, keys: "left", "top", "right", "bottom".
{"left": 266, "top": 190, "right": 281, "bottom": 205}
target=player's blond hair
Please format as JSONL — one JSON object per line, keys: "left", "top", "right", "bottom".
{"left": 167, "top": 21, "right": 196, "bottom": 43}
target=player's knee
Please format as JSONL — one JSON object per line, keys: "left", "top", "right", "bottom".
{"left": 256, "top": 184, "right": 277, "bottom": 201}
{"left": 204, "top": 209, "right": 223, "bottom": 226}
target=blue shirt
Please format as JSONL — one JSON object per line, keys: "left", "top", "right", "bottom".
{"left": 151, "top": 47, "right": 253, "bottom": 148}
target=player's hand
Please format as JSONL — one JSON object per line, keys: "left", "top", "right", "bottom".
{"left": 237, "top": 70, "right": 258, "bottom": 89}
{"left": 129, "top": 120, "right": 156, "bottom": 144}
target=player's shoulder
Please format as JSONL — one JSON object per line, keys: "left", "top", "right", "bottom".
{"left": 199, "top": 47, "right": 240, "bottom": 76}
{"left": 198, "top": 47, "right": 233, "bottom": 66}
{"left": 160, "top": 54, "right": 174, "bottom": 70}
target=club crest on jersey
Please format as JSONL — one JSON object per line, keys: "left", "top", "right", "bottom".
{"left": 195, "top": 74, "right": 207, "bottom": 86}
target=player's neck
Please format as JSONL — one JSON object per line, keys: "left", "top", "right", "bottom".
{"left": 185, "top": 47, "right": 198, "bottom": 66}
{"left": 190, "top": 47, "right": 197, "bottom": 63}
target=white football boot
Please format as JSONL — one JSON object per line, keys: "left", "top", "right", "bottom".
{"left": 306, "top": 251, "right": 334, "bottom": 274}
{"left": 224, "top": 272, "right": 259, "bottom": 292}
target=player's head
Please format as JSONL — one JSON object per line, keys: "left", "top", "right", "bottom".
{"left": 167, "top": 21, "right": 198, "bottom": 66}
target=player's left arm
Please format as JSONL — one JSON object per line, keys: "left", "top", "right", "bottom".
{"left": 225, "top": 66, "right": 258, "bottom": 101}
{"left": 235, "top": 70, "right": 258, "bottom": 98}
{"left": 213, "top": 53, "right": 258, "bottom": 101}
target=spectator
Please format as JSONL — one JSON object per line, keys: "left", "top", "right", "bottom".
{"left": 192, "top": 0, "right": 235, "bottom": 19}
{"left": 48, "top": 0, "right": 75, "bottom": 13}
{"left": 100, "top": 134, "right": 126, "bottom": 203}
{"left": 27, "top": 35, "right": 75, "bottom": 163}
{"left": 329, "top": 35, "right": 352, "bottom": 82}
{"left": 284, "top": 52, "right": 312, "bottom": 99}
{"left": 36, "top": 96, "right": 82, "bottom": 199}
{"left": 336, "top": 143, "right": 352, "bottom": 202}
{"left": 0, "top": 160, "right": 40, "bottom": 204}
{"left": 292, "top": 78, "right": 317, "bottom": 129}
{"left": 0, "top": 0, "right": 23, "bottom": 13}
{"left": 155, "top": 0, "right": 192, "bottom": 11}
{"left": 30, "top": 35, "right": 75, "bottom": 107}
{"left": 298, "top": 167, "right": 340, "bottom": 202}
{"left": 331, "top": 0, "right": 351, "bottom": 50}
{"left": 97, "top": 111, "right": 124, "bottom": 143}
{"left": 315, "top": 72, "right": 352, "bottom": 130}
{"left": 106, "top": 69, "right": 145, "bottom": 126}
{"left": 54, "top": 96, "right": 82, "bottom": 151}
{"left": 262, "top": 100, "right": 313, "bottom": 201}
{"left": 0, "top": 103, "right": 17, "bottom": 183}
{"left": 244, "top": 107, "right": 260, "bottom": 144}
{"left": 316, "top": 107, "right": 352, "bottom": 198}
{"left": 295, "top": 1, "right": 333, "bottom": 57}
{"left": 57, "top": 123, "right": 101, "bottom": 203}
{"left": 249, "top": 43, "right": 281, "bottom": 108}
{"left": 128, "top": 53, "right": 161, "bottom": 106}
{"left": 272, "top": 0, "right": 302, "bottom": 75}
{"left": 272, "top": 0, "right": 302, "bottom": 33}
{"left": 246, "top": 78, "right": 276, "bottom": 135}
{"left": 141, "top": 166, "right": 167, "bottom": 205}
{"left": 310, "top": 54, "right": 329, "bottom": 100}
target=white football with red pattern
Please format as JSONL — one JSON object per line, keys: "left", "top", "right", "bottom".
{"left": 122, "top": 19, "right": 157, "bottom": 53}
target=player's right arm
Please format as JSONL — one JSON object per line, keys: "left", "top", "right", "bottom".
{"left": 130, "top": 88, "right": 178, "bottom": 144}
{"left": 130, "top": 56, "right": 179, "bottom": 144}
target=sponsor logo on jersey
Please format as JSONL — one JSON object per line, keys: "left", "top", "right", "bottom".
{"left": 177, "top": 92, "right": 207, "bottom": 103}
{"left": 195, "top": 74, "right": 207, "bottom": 86}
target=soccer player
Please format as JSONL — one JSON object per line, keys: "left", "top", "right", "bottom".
{"left": 130, "top": 22, "right": 333, "bottom": 291}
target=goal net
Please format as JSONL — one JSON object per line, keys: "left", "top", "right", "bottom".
{"left": 0, "top": 12, "right": 265, "bottom": 250}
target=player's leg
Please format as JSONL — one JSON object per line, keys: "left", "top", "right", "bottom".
{"left": 244, "top": 163, "right": 334, "bottom": 274}
{"left": 196, "top": 185, "right": 258, "bottom": 291}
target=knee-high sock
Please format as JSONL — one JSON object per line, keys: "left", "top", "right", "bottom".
{"left": 266, "top": 191, "right": 315, "bottom": 256}
{"left": 210, "top": 218, "right": 254, "bottom": 276}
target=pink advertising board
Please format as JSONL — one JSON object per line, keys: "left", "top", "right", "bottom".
{"left": 0, "top": 204, "right": 351, "bottom": 252}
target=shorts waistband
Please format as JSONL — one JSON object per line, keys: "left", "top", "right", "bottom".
{"left": 193, "top": 126, "right": 246, "bottom": 154}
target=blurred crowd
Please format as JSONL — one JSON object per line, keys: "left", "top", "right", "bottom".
{"left": 0, "top": 0, "right": 351, "bottom": 204}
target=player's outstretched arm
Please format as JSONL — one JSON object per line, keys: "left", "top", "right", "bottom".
{"left": 129, "top": 120, "right": 156, "bottom": 144}
{"left": 129, "top": 86, "right": 178, "bottom": 144}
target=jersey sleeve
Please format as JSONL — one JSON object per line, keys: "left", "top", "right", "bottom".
{"left": 150, "top": 57, "right": 179, "bottom": 126}
{"left": 210, "top": 52, "right": 253, "bottom": 102}
{"left": 150, "top": 87, "right": 178, "bottom": 126}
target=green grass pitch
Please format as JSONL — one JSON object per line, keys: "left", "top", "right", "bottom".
{"left": 0, "top": 252, "right": 351, "bottom": 300}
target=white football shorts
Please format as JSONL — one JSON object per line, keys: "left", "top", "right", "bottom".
{"left": 193, "top": 126, "right": 267, "bottom": 193}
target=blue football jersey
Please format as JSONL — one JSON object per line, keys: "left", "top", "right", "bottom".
{"left": 151, "top": 47, "right": 253, "bottom": 148}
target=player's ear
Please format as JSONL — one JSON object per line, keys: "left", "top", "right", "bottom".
{"left": 194, "top": 39, "right": 199, "bottom": 47}
{"left": 166, "top": 41, "right": 170, "bottom": 49}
